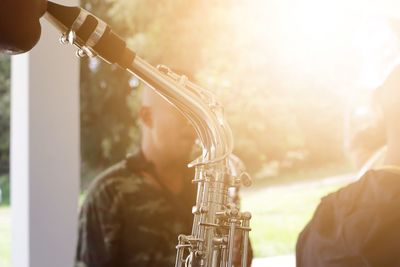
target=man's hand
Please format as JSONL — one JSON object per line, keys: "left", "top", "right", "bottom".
{"left": 0, "top": 0, "right": 47, "bottom": 54}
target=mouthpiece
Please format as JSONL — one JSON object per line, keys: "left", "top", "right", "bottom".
{"left": 45, "top": 1, "right": 135, "bottom": 68}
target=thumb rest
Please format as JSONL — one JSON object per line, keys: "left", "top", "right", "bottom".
{"left": 45, "top": 2, "right": 252, "bottom": 266}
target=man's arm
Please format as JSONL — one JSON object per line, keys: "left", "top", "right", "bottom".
{"left": 0, "top": 0, "right": 47, "bottom": 54}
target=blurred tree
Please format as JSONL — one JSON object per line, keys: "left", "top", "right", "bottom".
{"left": 0, "top": 55, "right": 10, "bottom": 175}
{"left": 80, "top": 0, "right": 351, "bottom": 185}
{"left": 80, "top": 0, "right": 140, "bottom": 182}
{"left": 0, "top": 55, "right": 10, "bottom": 203}
{"left": 79, "top": 0, "right": 210, "bottom": 184}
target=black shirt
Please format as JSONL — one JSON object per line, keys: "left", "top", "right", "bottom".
{"left": 296, "top": 169, "right": 400, "bottom": 267}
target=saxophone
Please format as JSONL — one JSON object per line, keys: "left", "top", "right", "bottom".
{"left": 45, "top": 3, "right": 252, "bottom": 266}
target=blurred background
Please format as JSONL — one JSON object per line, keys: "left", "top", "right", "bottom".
{"left": 1, "top": 0, "right": 400, "bottom": 266}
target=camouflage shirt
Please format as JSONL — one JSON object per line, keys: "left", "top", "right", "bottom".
{"left": 76, "top": 151, "right": 196, "bottom": 267}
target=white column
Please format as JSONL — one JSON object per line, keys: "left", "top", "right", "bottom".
{"left": 11, "top": 1, "right": 80, "bottom": 266}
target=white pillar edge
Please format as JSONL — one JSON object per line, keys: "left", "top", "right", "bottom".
{"left": 11, "top": 1, "right": 80, "bottom": 266}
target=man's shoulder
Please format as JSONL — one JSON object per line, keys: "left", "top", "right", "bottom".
{"left": 94, "top": 150, "right": 150, "bottom": 183}
{"left": 297, "top": 169, "right": 400, "bottom": 266}
{"left": 322, "top": 169, "right": 400, "bottom": 204}
{"left": 87, "top": 159, "right": 132, "bottom": 193}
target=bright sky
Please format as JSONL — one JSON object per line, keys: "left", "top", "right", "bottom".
{"left": 231, "top": 0, "right": 400, "bottom": 91}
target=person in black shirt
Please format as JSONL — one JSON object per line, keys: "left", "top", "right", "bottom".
{"left": 296, "top": 41, "right": 400, "bottom": 266}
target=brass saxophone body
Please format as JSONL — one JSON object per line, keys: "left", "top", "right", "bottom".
{"left": 46, "top": 3, "right": 252, "bottom": 266}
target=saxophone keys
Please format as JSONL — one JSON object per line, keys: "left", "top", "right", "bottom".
{"left": 156, "top": 64, "right": 171, "bottom": 74}
{"left": 75, "top": 47, "right": 95, "bottom": 58}
{"left": 59, "top": 34, "right": 69, "bottom": 45}
{"left": 240, "top": 172, "right": 252, "bottom": 187}
{"left": 66, "top": 31, "right": 76, "bottom": 44}
{"left": 60, "top": 31, "right": 77, "bottom": 45}
{"left": 76, "top": 48, "right": 87, "bottom": 58}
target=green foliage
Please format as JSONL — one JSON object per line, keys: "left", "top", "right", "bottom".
{"left": 0, "top": 56, "right": 10, "bottom": 204}
{"left": 80, "top": 59, "right": 139, "bottom": 168}
{"left": 80, "top": 0, "right": 142, "bottom": 180}
{"left": 0, "top": 55, "right": 10, "bottom": 176}
{"left": 0, "top": 175, "right": 9, "bottom": 205}
{"left": 0, "top": 1, "right": 352, "bottom": 190}
{"left": 79, "top": 0, "right": 210, "bottom": 184}
{"left": 79, "top": 0, "right": 351, "bottom": 185}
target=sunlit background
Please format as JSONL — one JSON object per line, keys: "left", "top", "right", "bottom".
{"left": 1, "top": 0, "right": 400, "bottom": 266}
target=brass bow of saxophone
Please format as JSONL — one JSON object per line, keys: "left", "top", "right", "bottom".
{"left": 46, "top": 2, "right": 252, "bottom": 266}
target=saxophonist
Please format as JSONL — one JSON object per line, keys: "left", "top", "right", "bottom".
{"left": 76, "top": 84, "right": 197, "bottom": 267}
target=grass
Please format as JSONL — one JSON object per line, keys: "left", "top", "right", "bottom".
{"left": 253, "top": 161, "right": 352, "bottom": 187}
{"left": 0, "top": 206, "right": 10, "bottom": 267}
{"left": 241, "top": 179, "right": 350, "bottom": 257}
{"left": 0, "top": 170, "right": 353, "bottom": 264}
